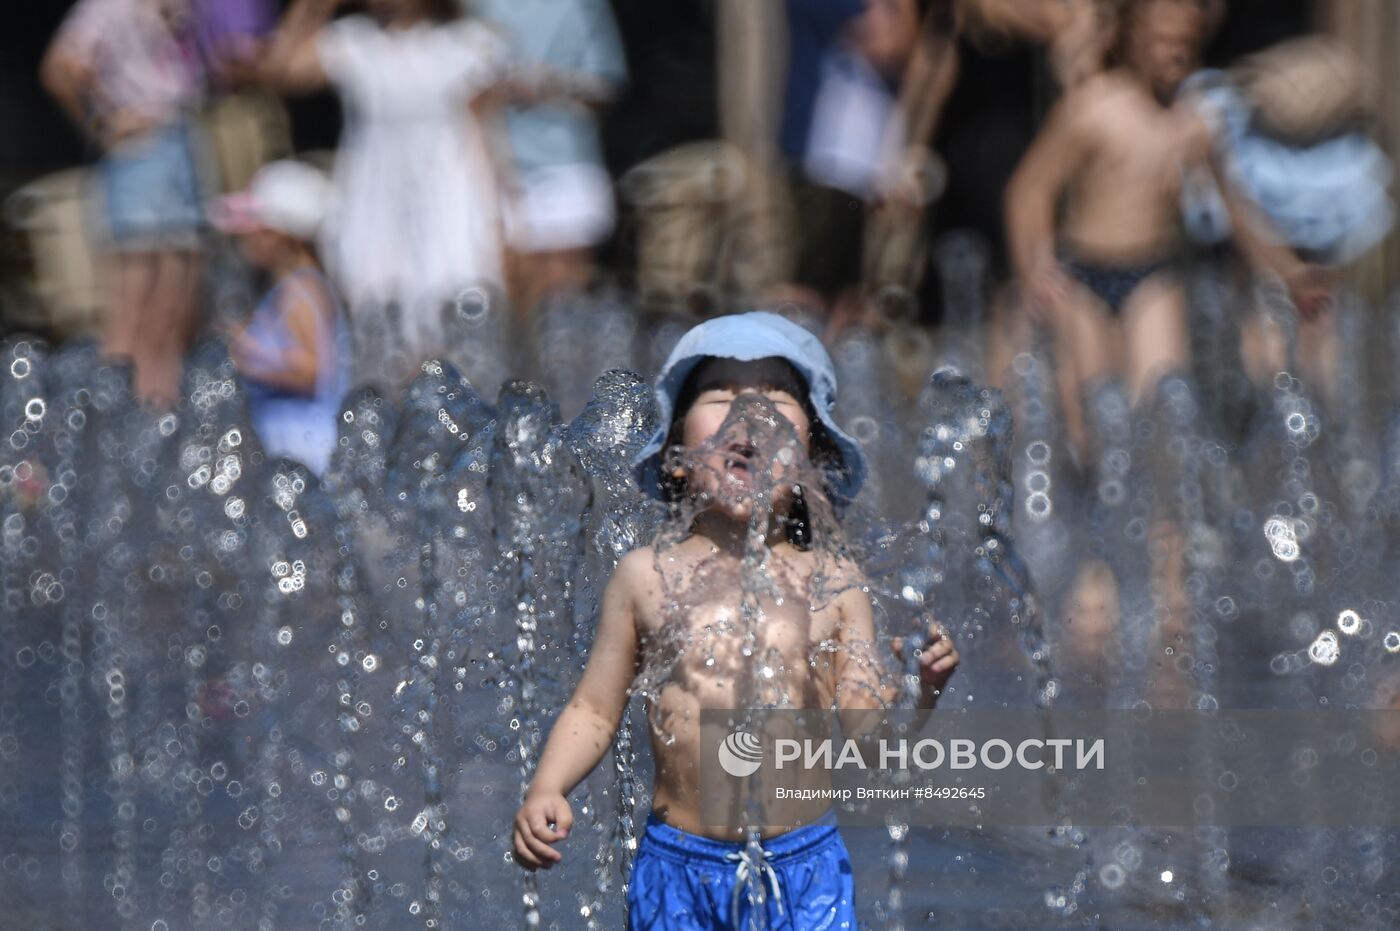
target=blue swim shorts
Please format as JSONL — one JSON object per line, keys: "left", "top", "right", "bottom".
{"left": 626, "top": 809, "right": 857, "bottom": 930}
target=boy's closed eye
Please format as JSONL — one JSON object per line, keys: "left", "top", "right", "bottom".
{"left": 696, "top": 389, "right": 804, "bottom": 409}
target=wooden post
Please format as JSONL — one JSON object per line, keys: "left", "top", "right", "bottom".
{"left": 1319, "top": 0, "right": 1400, "bottom": 297}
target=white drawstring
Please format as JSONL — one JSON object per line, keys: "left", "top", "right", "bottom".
{"left": 725, "top": 843, "right": 785, "bottom": 929}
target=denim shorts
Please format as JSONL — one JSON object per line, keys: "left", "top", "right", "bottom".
{"left": 626, "top": 809, "right": 857, "bottom": 930}
{"left": 99, "top": 120, "right": 205, "bottom": 250}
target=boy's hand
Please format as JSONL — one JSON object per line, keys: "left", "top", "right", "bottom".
{"left": 1024, "top": 260, "right": 1074, "bottom": 324}
{"left": 917, "top": 625, "right": 960, "bottom": 696}
{"left": 1283, "top": 263, "right": 1334, "bottom": 322}
{"left": 512, "top": 792, "right": 573, "bottom": 871}
{"left": 893, "top": 622, "right": 959, "bottom": 702}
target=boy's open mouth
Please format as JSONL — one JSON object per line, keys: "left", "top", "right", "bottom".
{"left": 723, "top": 443, "right": 756, "bottom": 480}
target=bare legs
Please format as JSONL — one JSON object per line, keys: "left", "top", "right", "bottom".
{"left": 507, "top": 247, "right": 597, "bottom": 321}
{"left": 106, "top": 248, "right": 201, "bottom": 408}
{"left": 105, "top": 252, "right": 156, "bottom": 362}
{"left": 1121, "top": 276, "right": 1190, "bottom": 407}
{"left": 1238, "top": 299, "right": 1339, "bottom": 410}
{"left": 1044, "top": 274, "right": 1192, "bottom": 702}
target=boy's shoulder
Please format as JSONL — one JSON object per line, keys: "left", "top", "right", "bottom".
{"left": 616, "top": 545, "right": 654, "bottom": 572}
{"left": 613, "top": 545, "right": 661, "bottom": 591}
{"left": 1065, "top": 71, "right": 1143, "bottom": 122}
{"left": 604, "top": 548, "right": 661, "bottom": 624}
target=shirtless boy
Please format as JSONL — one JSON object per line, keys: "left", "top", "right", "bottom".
{"left": 1006, "top": 0, "right": 1211, "bottom": 434}
{"left": 511, "top": 312, "right": 958, "bottom": 928}
{"left": 1004, "top": 0, "right": 1211, "bottom": 676}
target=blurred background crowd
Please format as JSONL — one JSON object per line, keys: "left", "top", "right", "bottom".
{"left": 0, "top": 0, "right": 1395, "bottom": 484}
{"left": 4, "top": 5, "right": 1400, "bottom": 925}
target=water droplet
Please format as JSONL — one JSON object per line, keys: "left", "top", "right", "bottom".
{"left": 1099, "top": 863, "right": 1125, "bottom": 890}
{"left": 1263, "top": 516, "right": 1300, "bottom": 562}
{"left": 1308, "top": 631, "right": 1339, "bottom": 666}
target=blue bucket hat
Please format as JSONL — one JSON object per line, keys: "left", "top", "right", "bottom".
{"left": 633, "top": 311, "right": 869, "bottom": 502}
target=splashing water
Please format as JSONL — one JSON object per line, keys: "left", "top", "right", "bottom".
{"left": 2, "top": 251, "right": 1400, "bottom": 930}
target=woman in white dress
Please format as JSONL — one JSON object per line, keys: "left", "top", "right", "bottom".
{"left": 231, "top": 0, "right": 508, "bottom": 384}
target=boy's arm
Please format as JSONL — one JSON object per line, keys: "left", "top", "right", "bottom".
{"left": 526, "top": 554, "right": 640, "bottom": 800}
{"left": 828, "top": 587, "right": 896, "bottom": 761}
{"left": 832, "top": 586, "right": 954, "bottom": 710}
{"left": 1049, "top": 0, "right": 1111, "bottom": 88}
{"left": 1208, "top": 151, "right": 1330, "bottom": 320}
{"left": 515, "top": 554, "right": 640, "bottom": 869}
{"left": 1005, "top": 90, "right": 1093, "bottom": 316}
{"left": 831, "top": 586, "right": 897, "bottom": 717}
{"left": 832, "top": 588, "right": 956, "bottom": 756}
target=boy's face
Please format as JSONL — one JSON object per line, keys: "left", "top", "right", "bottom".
{"left": 1128, "top": 0, "right": 1204, "bottom": 100}
{"left": 679, "top": 357, "right": 812, "bottom": 515}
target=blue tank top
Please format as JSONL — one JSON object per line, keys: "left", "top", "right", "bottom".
{"left": 242, "top": 267, "right": 350, "bottom": 476}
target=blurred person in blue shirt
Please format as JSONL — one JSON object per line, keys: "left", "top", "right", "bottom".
{"left": 473, "top": 0, "right": 628, "bottom": 314}
{"left": 211, "top": 160, "right": 350, "bottom": 477}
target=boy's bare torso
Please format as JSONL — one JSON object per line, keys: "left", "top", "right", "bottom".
{"left": 620, "top": 537, "right": 869, "bottom": 840}
{"left": 1060, "top": 70, "right": 1206, "bottom": 261}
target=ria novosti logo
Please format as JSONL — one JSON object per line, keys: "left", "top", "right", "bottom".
{"left": 717, "top": 730, "right": 764, "bottom": 777}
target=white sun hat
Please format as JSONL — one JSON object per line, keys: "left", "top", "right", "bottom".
{"left": 208, "top": 160, "right": 333, "bottom": 240}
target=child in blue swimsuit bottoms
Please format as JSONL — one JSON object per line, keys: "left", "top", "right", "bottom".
{"left": 1059, "top": 251, "right": 1177, "bottom": 317}
{"left": 627, "top": 809, "right": 856, "bottom": 930}
{"left": 511, "top": 313, "right": 959, "bottom": 930}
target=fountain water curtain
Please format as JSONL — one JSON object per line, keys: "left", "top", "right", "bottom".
{"left": 3, "top": 261, "right": 1400, "bottom": 929}
{"left": 908, "top": 371, "right": 1091, "bottom": 925}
